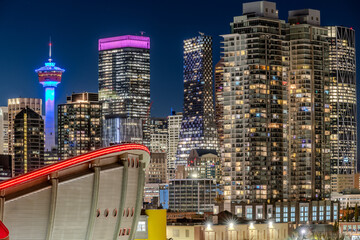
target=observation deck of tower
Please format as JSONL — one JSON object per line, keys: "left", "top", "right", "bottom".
{"left": 35, "top": 42, "right": 65, "bottom": 151}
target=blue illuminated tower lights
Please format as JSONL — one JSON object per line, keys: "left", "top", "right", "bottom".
{"left": 35, "top": 41, "right": 65, "bottom": 152}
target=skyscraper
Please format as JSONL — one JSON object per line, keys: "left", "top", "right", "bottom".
{"left": 149, "top": 117, "right": 168, "bottom": 153}
{"left": 0, "top": 107, "right": 8, "bottom": 154}
{"left": 57, "top": 92, "right": 102, "bottom": 160}
{"left": 288, "top": 9, "right": 331, "bottom": 200}
{"left": 7, "top": 98, "right": 42, "bottom": 156}
{"left": 327, "top": 26, "right": 357, "bottom": 191}
{"left": 146, "top": 152, "right": 167, "bottom": 184}
{"left": 13, "top": 107, "right": 44, "bottom": 176}
{"left": 214, "top": 59, "right": 225, "bottom": 149}
{"left": 98, "top": 35, "right": 150, "bottom": 146}
{"left": 176, "top": 35, "right": 218, "bottom": 166}
{"left": 167, "top": 112, "right": 182, "bottom": 177}
{"left": 221, "top": 1, "right": 288, "bottom": 206}
{"left": 35, "top": 42, "right": 65, "bottom": 152}
{"left": 102, "top": 117, "right": 143, "bottom": 146}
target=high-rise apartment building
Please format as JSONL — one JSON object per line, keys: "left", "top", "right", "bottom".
{"left": 167, "top": 112, "right": 182, "bottom": 176}
{"left": 288, "top": 9, "right": 331, "bottom": 200}
{"left": 215, "top": 59, "right": 225, "bottom": 148}
{"left": 327, "top": 26, "right": 357, "bottom": 190}
{"left": 221, "top": 1, "right": 289, "bottom": 206}
{"left": 0, "top": 107, "right": 8, "bottom": 154}
{"left": 149, "top": 117, "right": 168, "bottom": 153}
{"left": 13, "top": 107, "right": 44, "bottom": 176}
{"left": 57, "top": 92, "right": 102, "bottom": 160}
{"left": 176, "top": 35, "right": 218, "bottom": 166}
{"left": 7, "top": 98, "right": 42, "bottom": 156}
{"left": 98, "top": 35, "right": 150, "bottom": 146}
{"left": 35, "top": 43, "right": 65, "bottom": 152}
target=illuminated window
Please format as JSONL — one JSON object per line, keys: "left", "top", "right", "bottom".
{"left": 137, "top": 221, "right": 146, "bottom": 232}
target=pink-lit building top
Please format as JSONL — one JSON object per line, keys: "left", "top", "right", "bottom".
{"left": 98, "top": 35, "right": 150, "bottom": 51}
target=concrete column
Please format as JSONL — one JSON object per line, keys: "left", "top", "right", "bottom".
{"left": 86, "top": 166, "right": 100, "bottom": 240}
{"left": 46, "top": 178, "right": 58, "bottom": 240}
{"left": 113, "top": 157, "right": 129, "bottom": 239}
{"left": 129, "top": 161, "right": 146, "bottom": 240}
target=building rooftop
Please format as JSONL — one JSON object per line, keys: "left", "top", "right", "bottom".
{"left": 98, "top": 35, "right": 150, "bottom": 51}
{"left": 243, "top": 1, "right": 278, "bottom": 19}
{"left": 288, "top": 9, "right": 320, "bottom": 26}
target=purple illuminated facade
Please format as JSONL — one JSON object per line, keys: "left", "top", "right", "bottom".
{"left": 98, "top": 35, "right": 150, "bottom": 51}
{"left": 98, "top": 35, "right": 150, "bottom": 147}
{"left": 35, "top": 43, "right": 64, "bottom": 152}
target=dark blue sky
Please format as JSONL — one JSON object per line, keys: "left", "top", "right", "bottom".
{"left": 0, "top": 0, "right": 358, "bottom": 117}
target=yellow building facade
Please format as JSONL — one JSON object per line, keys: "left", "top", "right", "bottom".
{"left": 135, "top": 209, "right": 167, "bottom": 240}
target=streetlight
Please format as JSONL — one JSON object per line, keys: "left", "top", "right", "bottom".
{"left": 206, "top": 222, "right": 212, "bottom": 231}
{"left": 268, "top": 220, "right": 274, "bottom": 239}
{"left": 249, "top": 222, "right": 255, "bottom": 229}
{"left": 248, "top": 222, "right": 255, "bottom": 239}
{"left": 301, "top": 229, "right": 306, "bottom": 240}
{"left": 227, "top": 221, "right": 235, "bottom": 240}
{"left": 228, "top": 221, "right": 234, "bottom": 230}
{"left": 268, "top": 220, "right": 273, "bottom": 229}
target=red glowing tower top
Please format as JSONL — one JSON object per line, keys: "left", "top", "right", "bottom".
{"left": 35, "top": 41, "right": 65, "bottom": 87}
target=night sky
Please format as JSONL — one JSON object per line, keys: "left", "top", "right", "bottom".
{"left": 0, "top": 0, "right": 359, "bottom": 118}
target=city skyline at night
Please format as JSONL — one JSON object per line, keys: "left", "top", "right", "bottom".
{"left": 0, "top": 0, "right": 359, "bottom": 238}
{"left": 0, "top": 0, "right": 358, "bottom": 118}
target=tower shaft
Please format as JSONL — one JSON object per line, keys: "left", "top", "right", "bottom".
{"left": 44, "top": 87, "right": 56, "bottom": 151}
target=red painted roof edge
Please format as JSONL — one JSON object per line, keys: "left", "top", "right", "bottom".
{"left": 0, "top": 143, "right": 149, "bottom": 191}
{"left": 0, "top": 221, "right": 9, "bottom": 239}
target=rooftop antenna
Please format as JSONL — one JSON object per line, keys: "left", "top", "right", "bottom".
{"left": 49, "top": 37, "right": 52, "bottom": 62}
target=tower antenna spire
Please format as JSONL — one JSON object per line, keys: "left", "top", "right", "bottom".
{"left": 49, "top": 37, "right": 52, "bottom": 62}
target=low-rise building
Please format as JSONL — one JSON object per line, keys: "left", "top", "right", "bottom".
{"left": 204, "top": 222, "right": 289, "bottom": 240}
{"left": 166, "top": 221, "right": 289, "bottom": 240}
{"left": 331, "top": 189, "right": 360, "bottom": 209}
{"left": 169, "top": 179, "right": 216, "bottom": 213}
{"left": 331, "top": 174, "right": 355, "bottom": 193}
{"left": 339, "top": 222, "right": 360, "bottom": 240}
{"left": 216, "top": 200, "right": 339, "bottom": 226}
{"left": 354, "top": 173, "right": 360, "bottom": 190}
{"left": 135, "top": 209, "right": 167, "bottom": 240}
{"left": 167, "top": 224, "right": 201, "bottom": 240}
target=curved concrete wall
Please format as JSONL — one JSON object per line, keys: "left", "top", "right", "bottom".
{"left": 0, "top": 144, "right": 149, "bottom": 240}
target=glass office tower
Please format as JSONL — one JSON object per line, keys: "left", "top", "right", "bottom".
{"left": 98, "top": 35, "right": 150, "bottom": 146}
{"left": 14, "top": 107, "right": 44, "bottom": 176}
{"left": 176, "top": 35, "right": 218, "bottom": 166}
{"left": 328, "top": 26, "right": 357, "bottom": 191}
{"left": 57, "top": 92, "right": 102, "bottom": 160}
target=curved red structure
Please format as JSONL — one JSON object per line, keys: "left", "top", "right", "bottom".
{"left": 0, "top": 221, "right": 8, "bottom": 240}
{"left": 0, "top": 143, "right": 149, "bottom": 191}
{"left": 0, "top": 143, "right": 150, "bottom": 240}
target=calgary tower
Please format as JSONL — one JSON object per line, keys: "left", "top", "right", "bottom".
{"left": 35, "top": 41, "right": 65, "bottom": 151}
